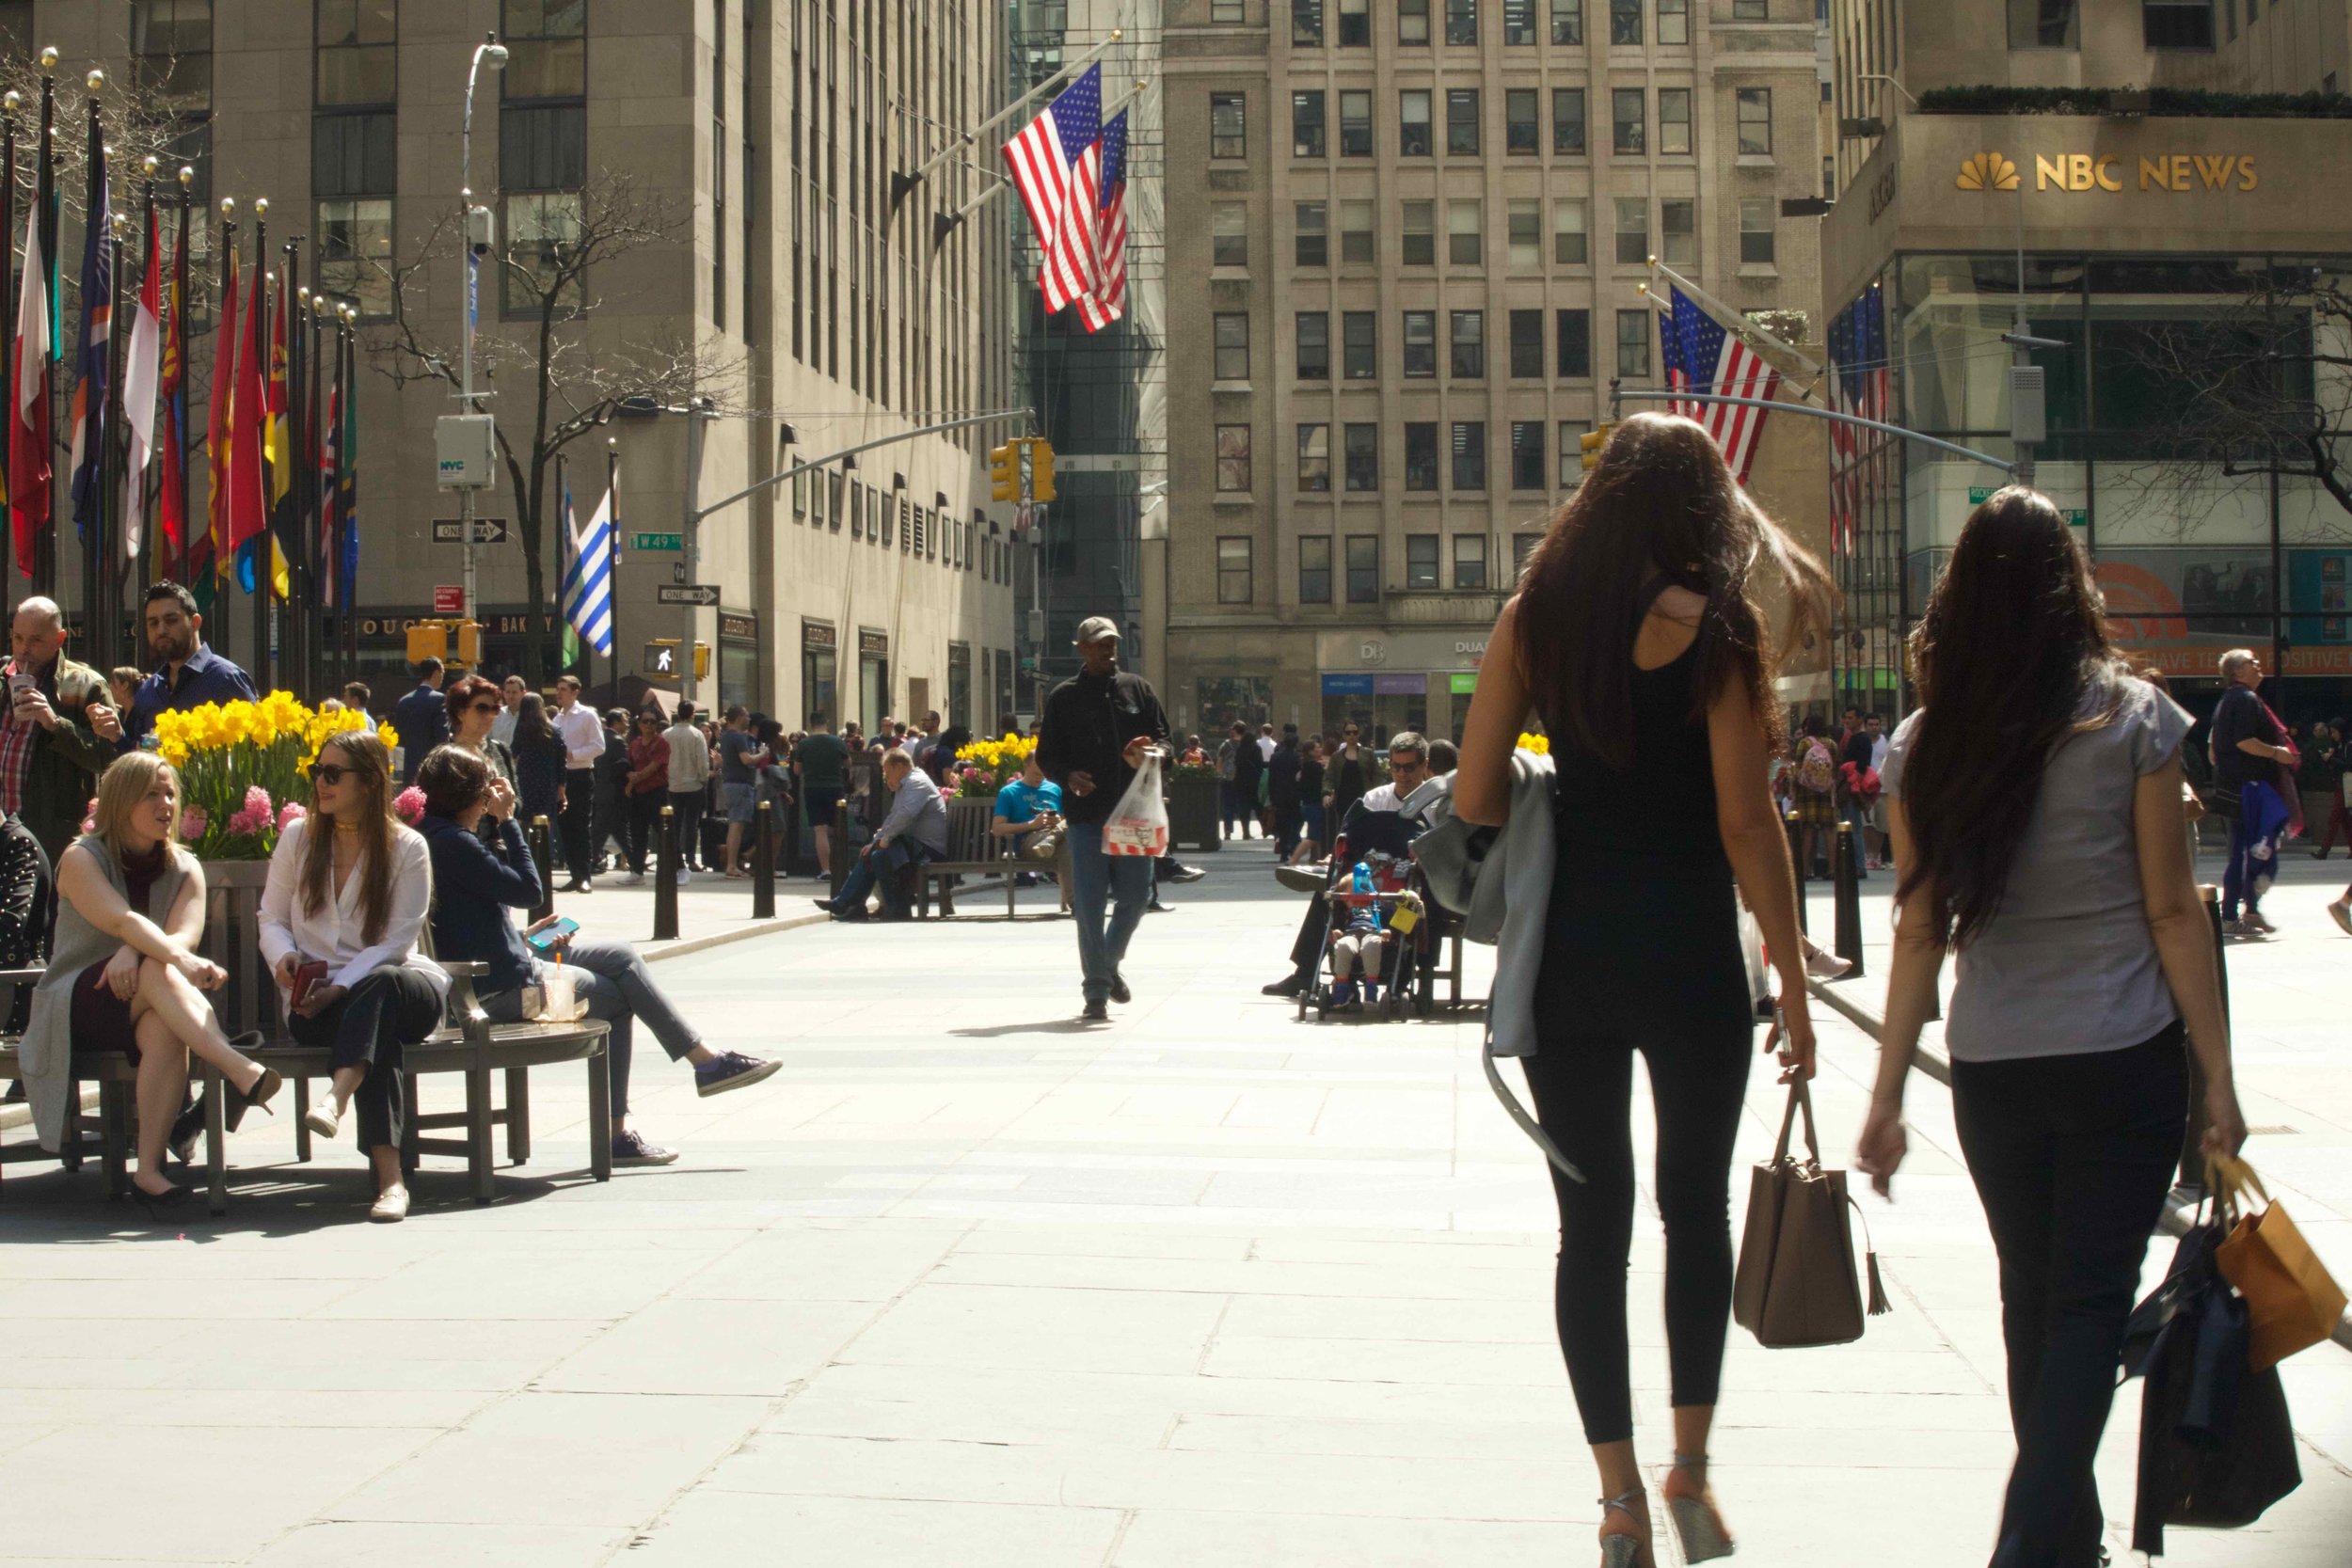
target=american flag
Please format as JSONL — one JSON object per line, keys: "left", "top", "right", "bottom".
{"left": 1827, "top": 298, "right": 1858, "bottom": 553}
{"left": 1003, "top": 64, "right": 1104, "bottom": 316}
{"left": 1075, "top": 109, "right": 1129, "bottom": 332}
{"left": 1660, "top": 286, "right": 1779, "bottom": 484}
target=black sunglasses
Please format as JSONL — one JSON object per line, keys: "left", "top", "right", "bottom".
{"left": 469, "top": 702, "right": 501, "bottom": 716}
{"left": 309, "top": 761, "right": 358, "bottom": 784}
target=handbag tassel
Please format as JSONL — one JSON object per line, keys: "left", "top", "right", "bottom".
{"left": 1866, "top": 1248, "right": 1891, "bottom": 1317}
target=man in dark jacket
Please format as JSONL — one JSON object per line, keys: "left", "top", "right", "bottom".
{"left": 389, "top": 657, "right": 451, "bottom": 784}
{"left": 1036, "top": 616, "right": 1168, "bottom": 1021}
{"left": 3, "top": 596, "right": 115, "bottom": 867}
{"left": 1268, "top": 725, "right": 1303, "bottom": 857}
{"left": 591, "top": 707, "right": 632, "bottom": 874}
{"left": 116, "top": 580, "right": 258, "bottom": 752}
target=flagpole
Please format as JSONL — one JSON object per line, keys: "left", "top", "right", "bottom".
{"left": 103, "top": 209, "right": 124, "bottom": 670}
{"left": 606, "top": 436, "right": 619, "bottom": 709}
{"left": 76, "top": 85, "right": 102, "bottom": 659}
{"left": 0, "top": 95, "right": 13, "bottom": 594}
{"left": 135, "top": 159, "right": 155, "bottom": 605}
{"left": 249, "top": 198, "right": 267, "bottom": 693}
{"left": 31, "top": 50, "right": 53, "bottom": 600}
{"left": 888, "top": 28, "right": 1121, "bottom": 214}
{"left": 1645, "top": 260, "right": 1826, "bottom": 391}
{"left": 212, "top": 202, "right": 233, "bottom": 669}
{"left": 341, "top": 306, "right": 358, "bottom": 683}
{"left": 934, "top": 78, "right": 1152, "bottom": 247}
{"left": 555, "top": 448, "right": 567, "bottom": 680}
{"left": 174, "top": 165, "right": 190, "bottom": 590}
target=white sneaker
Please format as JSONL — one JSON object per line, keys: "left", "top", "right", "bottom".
{"left": 620, "top": 872, "right": 644, "bottom": 886}
{"left": 304, "top": 1101, "right": 342, "bottom": 1140}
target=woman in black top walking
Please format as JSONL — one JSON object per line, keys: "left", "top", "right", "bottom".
{"left": 1455, "top": 414, "right": 1828, "bottom": 1568}
{"left": 509, "top": 692, "right": 567, "bottom": 830}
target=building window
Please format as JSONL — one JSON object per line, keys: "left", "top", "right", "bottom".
{"left": 1343, "top": 311, "right": 1376, "bottom": 378}
{"left": 133, "top": 0, "right": 213, "bottom": 111}
{"left": 1557, "top": 308, "right": 1591, "bottom": 375}
{"left": 502, "top": 190, "right": 584, "bottom": 314}
{"left": 1736, "top": 87, "right": 1772, "bottom": 155}
{"left": 1504, "top": 0, "right": 1538, "bottom": 41}
{"left": 1612, "top": 87, "right": 1644, "bottom": 154}
{"left": 1514, "top": 531, "right": 1543, "bottom": 578}
{"left": 1340, "top": 199, "right": 1375, "bottom": 262}
{"left": 1295, "top": 0, "right": 1326, "bottom": 44}
{"left": 1340, "top": 0, "right": 1371, "bottom": 44}
{"left": 1217, "top": 537, "right": 1254, "bottom": 604}
{"left": 1344, "top": 422, "right": 1378, "bottom": 488}
{"left": 1554, "top": 198, "right": 1588, "bottom": 264}
{"left": 1213, "top": 0, "right": 1243, "bottom": 19}
{"left": 1216, "top": 312, "right": 1251, "bottom": 379}
{"left": 1346, "top": 534, "right": 1380, "bottom": 601}
{"left": 1406, "top": 533, "right": 1440, "bottom": 589}
{"left": 1451, "top": 309, "right": 1485, "bottom": 377}
{"left": 1340, "top": 90, "right": 1373, "bottom": 155}
{"left": 1733, "top": 0, "right": 1768, "bottom": 14}
{"left": 1216, "top": 425, "right": 1253, "bottom": 490}
{"left": 1553, "top": 87, "right": 1586, "bottom": 154}
{"left": 1613, "top": 196, "right": 1647, "bottom": 264}
{"left": 1509, "top": 309, "right": 1543, "bottom": 377}
{"left": 1446, "top": 0, "right": 1479, "bottom": 44}
{"left": 1402, "top": 198, "right": 1436, "bottom": 264}
{"left": 1295, "top": 201, "right": 1327, "bottom": 266}
{"left": 1400, "top": 89, "right": 1433, "bottom": 154}
{"left": 1211, "top": 92, "right": 1247, "bottom": 158}
{"left": 2010, "top": 0, "right": 2080, "bottom": 46}
{"left": 1400, "top": 0, "right": 1431, "bottom": 42}
{"left": 2144, "top": 0, "right": 2214, "bottom": 48}
{"left": 316, "top": 0, "right": 396, "bottom": 106}
{"left": 1446, "top": 89, "right": 1481, "bottom": 155}
{"left": 1559, "top": 419, "right": 1592, "bottom": 484}
{"left": 1300, "top": 534, "right": 1334, "bottom": 602}
{"left": 1739, "top": 198, "right": 1776, "bottom": 264}
{"left": 1215, "top": 203, "right": 1249, "bottom": 266}
{"left": 1297, "top": 311, "right": 1330, "bottom": 378}
{"left": 316, "top": 198, "right": 393, "bottom": 318}
{"left": 1510, "top": 421, "right": 1544, "bottom": 489}
{"left": 1452, "top": 422, "right": 1486, "bottom": 490}
{"left": 1505, "top": 198, "right": 1541, "bottom": 267}
{"left": 1454, "top": 533, "right": 1490, "bottom": 588}
{"left": 1659, "top": 0, "right": 1690, "bottom": 41}
{"left": 1298, "top": 423, "right": 1332, "bottom": 491}
{"left": 1294, "top": 91, "right": 1327, "bottom": 157}
{"left": 1505, "top": 89, "right": 1538, "bottom": 153}
{"left": 1405, "top": 422, "right": 1440, "bottom": 489}
{"left": 1616, "top": 308, "right": 1652, "bottom": 376}
{"left": 1403, "top": 310, "right": 1438, "bottom": 376}
{"left": 502, "top": 0, "right": 586, "bottom": 99}
{"left": 1659, "top": 87, "right": 1692, "bottom": 155}
{"left": 1551, "top": 0, "right": 1583, "bottom": 42}
{"left": 1661, "top": 198, "right": 1694, "bottom": 265}
{"left": 1609, "top": 0, "right": 1642, "bottom": 44}
{"left": 1448, "top": 198, "right": 1483, "bottom": 264}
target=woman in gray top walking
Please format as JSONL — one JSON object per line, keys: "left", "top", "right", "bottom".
{"left": 1855, "top": 489, "right": 2243, "bottom": 1568}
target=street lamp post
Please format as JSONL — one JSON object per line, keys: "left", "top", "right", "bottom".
{"left": 458, "top": 33, "right": 507, "bottom": 631}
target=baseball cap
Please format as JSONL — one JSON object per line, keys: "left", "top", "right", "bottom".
{"left": 1073, "top": 616, "right": 1121, "bottom": 644}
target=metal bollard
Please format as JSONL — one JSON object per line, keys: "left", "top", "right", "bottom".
{"left": 528, "top": 815, "right": 556, "bottom": 923}
{"left": 2180, "top": 884, "right": 2230, "bottom": 1192}
{"left": 752, "top": 800, "right": 776, "bottom": 919}
{"left": 653, "top": 805, "right": 680, "bottom": 941}
{"left": 1785, "top": 810, "right": 1807, "bottom": 935}
{"left": 831, "top": 800, "right": 851, "bottom": 902}
{"left": 1833, "top": 821, "right": 1865, "bottom": 976}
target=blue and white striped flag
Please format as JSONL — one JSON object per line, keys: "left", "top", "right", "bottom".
{"left": 561, "top": 471, "right": 615, "bottom": 656}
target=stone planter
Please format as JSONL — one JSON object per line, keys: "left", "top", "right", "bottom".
{"left": 197, "top": 859, "right": 278, "bottom": 1037}
{"left": 1168, "top": 774, "right": 1221, "bottom": 852}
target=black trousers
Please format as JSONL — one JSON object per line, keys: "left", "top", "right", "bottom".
{"left": 1951, "top": 1024, "right": 2187, "bottom": 1568}
{"left": 287, "top": 965, "right": 444, "bottom": 1154}
{"left": 556, "top": 769, "right": 594, "bottom": 876}
{"left": 1519, "top": 1019, "right": 1753, "bottom": 1445}
{"left": 626, "top": 792, "right": 663, "bottom": 875}
{"left": 668, "top": 790, "right": 705, "bottom": 868}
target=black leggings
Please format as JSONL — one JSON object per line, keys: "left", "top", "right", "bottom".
{"left": 1519, "top": 1020, "right": 1754, "bottom": 1445}
{"left": 287, "top": 965, "right": 443, "bottom": 1153}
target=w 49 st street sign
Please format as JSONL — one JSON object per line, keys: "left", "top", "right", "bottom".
{"left": 432, "top": 518, "right": 507, "bottom": 544}
{"left": 657, "top": 584, "right": 720, "bottom": 607}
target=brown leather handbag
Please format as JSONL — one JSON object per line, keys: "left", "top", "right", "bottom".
{"left": 1733, "top": 1079, "right": 1890, "bottom": 1348}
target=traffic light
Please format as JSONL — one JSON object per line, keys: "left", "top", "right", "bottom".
{"left": 989, "top": 443, "right": 1019, "bottom": 502}
{"left": 453, "top": 620, "right": 481, "bottom": 668}
{"left": 645, "top": 639, "right": 680, "bottom": 680}
{"left": 1581, "top": 422, "right": 1616, "bottom": 472}
{"left": 403, "top": 619, "right": 481, "bottom": 666}
{"left": 405, "top": 623, "right": 447, "bottom": 664}
{"left": 693, "top": 642, "right": 710, "bottom": 681}
{"left": 1029, "top": 436, "right": 1057, "bottom": 502}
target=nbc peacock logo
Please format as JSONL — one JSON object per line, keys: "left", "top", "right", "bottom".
{"left": 1956, "top": 152, "right": 2020, "bottom": 192}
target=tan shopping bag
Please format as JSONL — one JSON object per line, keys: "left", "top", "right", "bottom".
{"left": 2212, "top": 1153, "right": 2348, "bottom": 1370}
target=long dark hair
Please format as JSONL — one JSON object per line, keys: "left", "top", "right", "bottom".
{"left": 299, "top": 732, "right": 396, "bottom": 945}
{"left": 514, "top": 691, "right": 554, "bottom": 749}
{"left": 1899, "top": 487, "right": 2125, "bottom": 945}
{"left": 1514, "top": 412, "right": 1831, "bottom": 767}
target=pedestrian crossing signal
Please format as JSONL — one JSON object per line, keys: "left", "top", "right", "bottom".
{"left": 1581, "top": 423, "right": 1615, "bottom": 472}
{"left": 990, "top": 443, "right": 1019, "bottom": 502}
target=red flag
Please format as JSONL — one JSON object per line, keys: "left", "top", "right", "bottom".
{"left": 158, "top": 230, "right": 185, "bottom": 551}
{"left": 225, "top": 249, "right": 266, "bottom": 569}
{"left": 206, "top": 245, "right": 238, "bottom": 579}
{"left": 8, "top": 191, "right": 48, "bottom": 578}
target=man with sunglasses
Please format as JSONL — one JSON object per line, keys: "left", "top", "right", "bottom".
{"left": 390, "top": 657, "right": 450, "bottom": 784}
{"left": 1263, "top": 732, "right": 1440, "bottom": 999}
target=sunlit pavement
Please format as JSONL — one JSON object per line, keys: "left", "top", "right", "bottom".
{"left": 0, "top": 842, "right": 2344, "bottom": 1565}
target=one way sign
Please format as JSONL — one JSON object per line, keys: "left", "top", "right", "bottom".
{"left": 657, "top": 584, "right": 721, "bottom": 607}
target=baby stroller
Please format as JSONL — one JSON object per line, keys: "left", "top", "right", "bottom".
{"left": 1298, "top": 807, "right": 1433, "bottom": 1021}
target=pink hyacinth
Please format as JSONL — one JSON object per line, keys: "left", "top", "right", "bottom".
{"left": 278, "top": 801, "right": 308, "bottom": 831}
{"left": 79, "top": 810, "right": 96, "bottom": 835}
{"left": 393, "top": 786, "right": 427, "bottom": 825}
{"left": 179, "top": 805, "right": 208, "bottom": 841}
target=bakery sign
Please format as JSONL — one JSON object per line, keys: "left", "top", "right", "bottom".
{"left": 1957, "top": 150, "right": 2259, "bottom": 195}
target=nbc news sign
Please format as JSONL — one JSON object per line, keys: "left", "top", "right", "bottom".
{"left": 1956, "top": 149, "right": 2260, "bottom": 196}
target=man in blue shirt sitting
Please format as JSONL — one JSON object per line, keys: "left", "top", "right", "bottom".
{"left": 113, "top": 580, "right": 258, "bottom": 752}
{"left": 991, "top": 753, "right": 1063, "bottom": 889}
{"left": 816, "top": 748, "right": 946, "bottom": 921}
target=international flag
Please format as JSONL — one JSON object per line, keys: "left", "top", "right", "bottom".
{"left": 561, "top": 469, "right": 616, "bottom": 656}
{"left": 1002, "top": 63, "right": 1104, "bottom": 316}
{"left": 265, "top": 265, "right": 289, "bottom": 507}
{"left": 1074, "top": 108, "right": 1129, "bottom": 333}
{"left": 1660, "top": 285, "right": 1780, "bottom": 485}
{"left": 8, "top": 190, "right": 46, "bottom": 578}
{"left": 318, "top": 335, "right": 340, "bottom": 609}
{"left": 120, "top": 205, "right": 163, "bottom": 563}
{"left": 206, "top": 245, "right": 238, "bottom": 583}
{"left": 339, "top": 351, "right": 358, "bottom": 610}
{"left": 228, "top": 246, "right": 270, "bottom": 592}
{"left": 66, "top": 115, "right": 109, "bottom": 547}
{"left": 157, "top": 222, "right": 187, "bottom": 559}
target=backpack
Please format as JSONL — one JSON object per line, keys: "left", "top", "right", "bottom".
{"left": 1796, "top": 739, "right": 1836, "bottom": 796}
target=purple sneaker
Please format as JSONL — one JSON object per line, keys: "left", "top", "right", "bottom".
{"left": 611, "top": 1130, "right": 679, "bottom": 1166}
{"left": 694, "top": 1051, "right": 782, "bottom": 1098}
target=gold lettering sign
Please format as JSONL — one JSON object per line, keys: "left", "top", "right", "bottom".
{"left": 1966, "top": 151, "right": 2258, "bottom": 194}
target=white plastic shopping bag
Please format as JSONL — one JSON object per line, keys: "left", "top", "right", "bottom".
{"left": 1103, "top": 749, "right": 1169, "bottom": 857}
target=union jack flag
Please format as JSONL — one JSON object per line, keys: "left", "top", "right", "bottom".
{"left": 1658, "top": 286, "right": 1779, "bottom": 485}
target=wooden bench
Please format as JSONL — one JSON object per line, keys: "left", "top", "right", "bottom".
{"left": 918, "top": 795, "right": 1071, "bottom": 919}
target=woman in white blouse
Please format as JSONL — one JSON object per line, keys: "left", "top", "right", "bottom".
{"left": 259, "top": 732, "right": 447, "bottom": 1222}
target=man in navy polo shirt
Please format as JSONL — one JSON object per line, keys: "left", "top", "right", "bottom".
{"left": 116, "top": 580, "right": 258, "bottom": 752}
